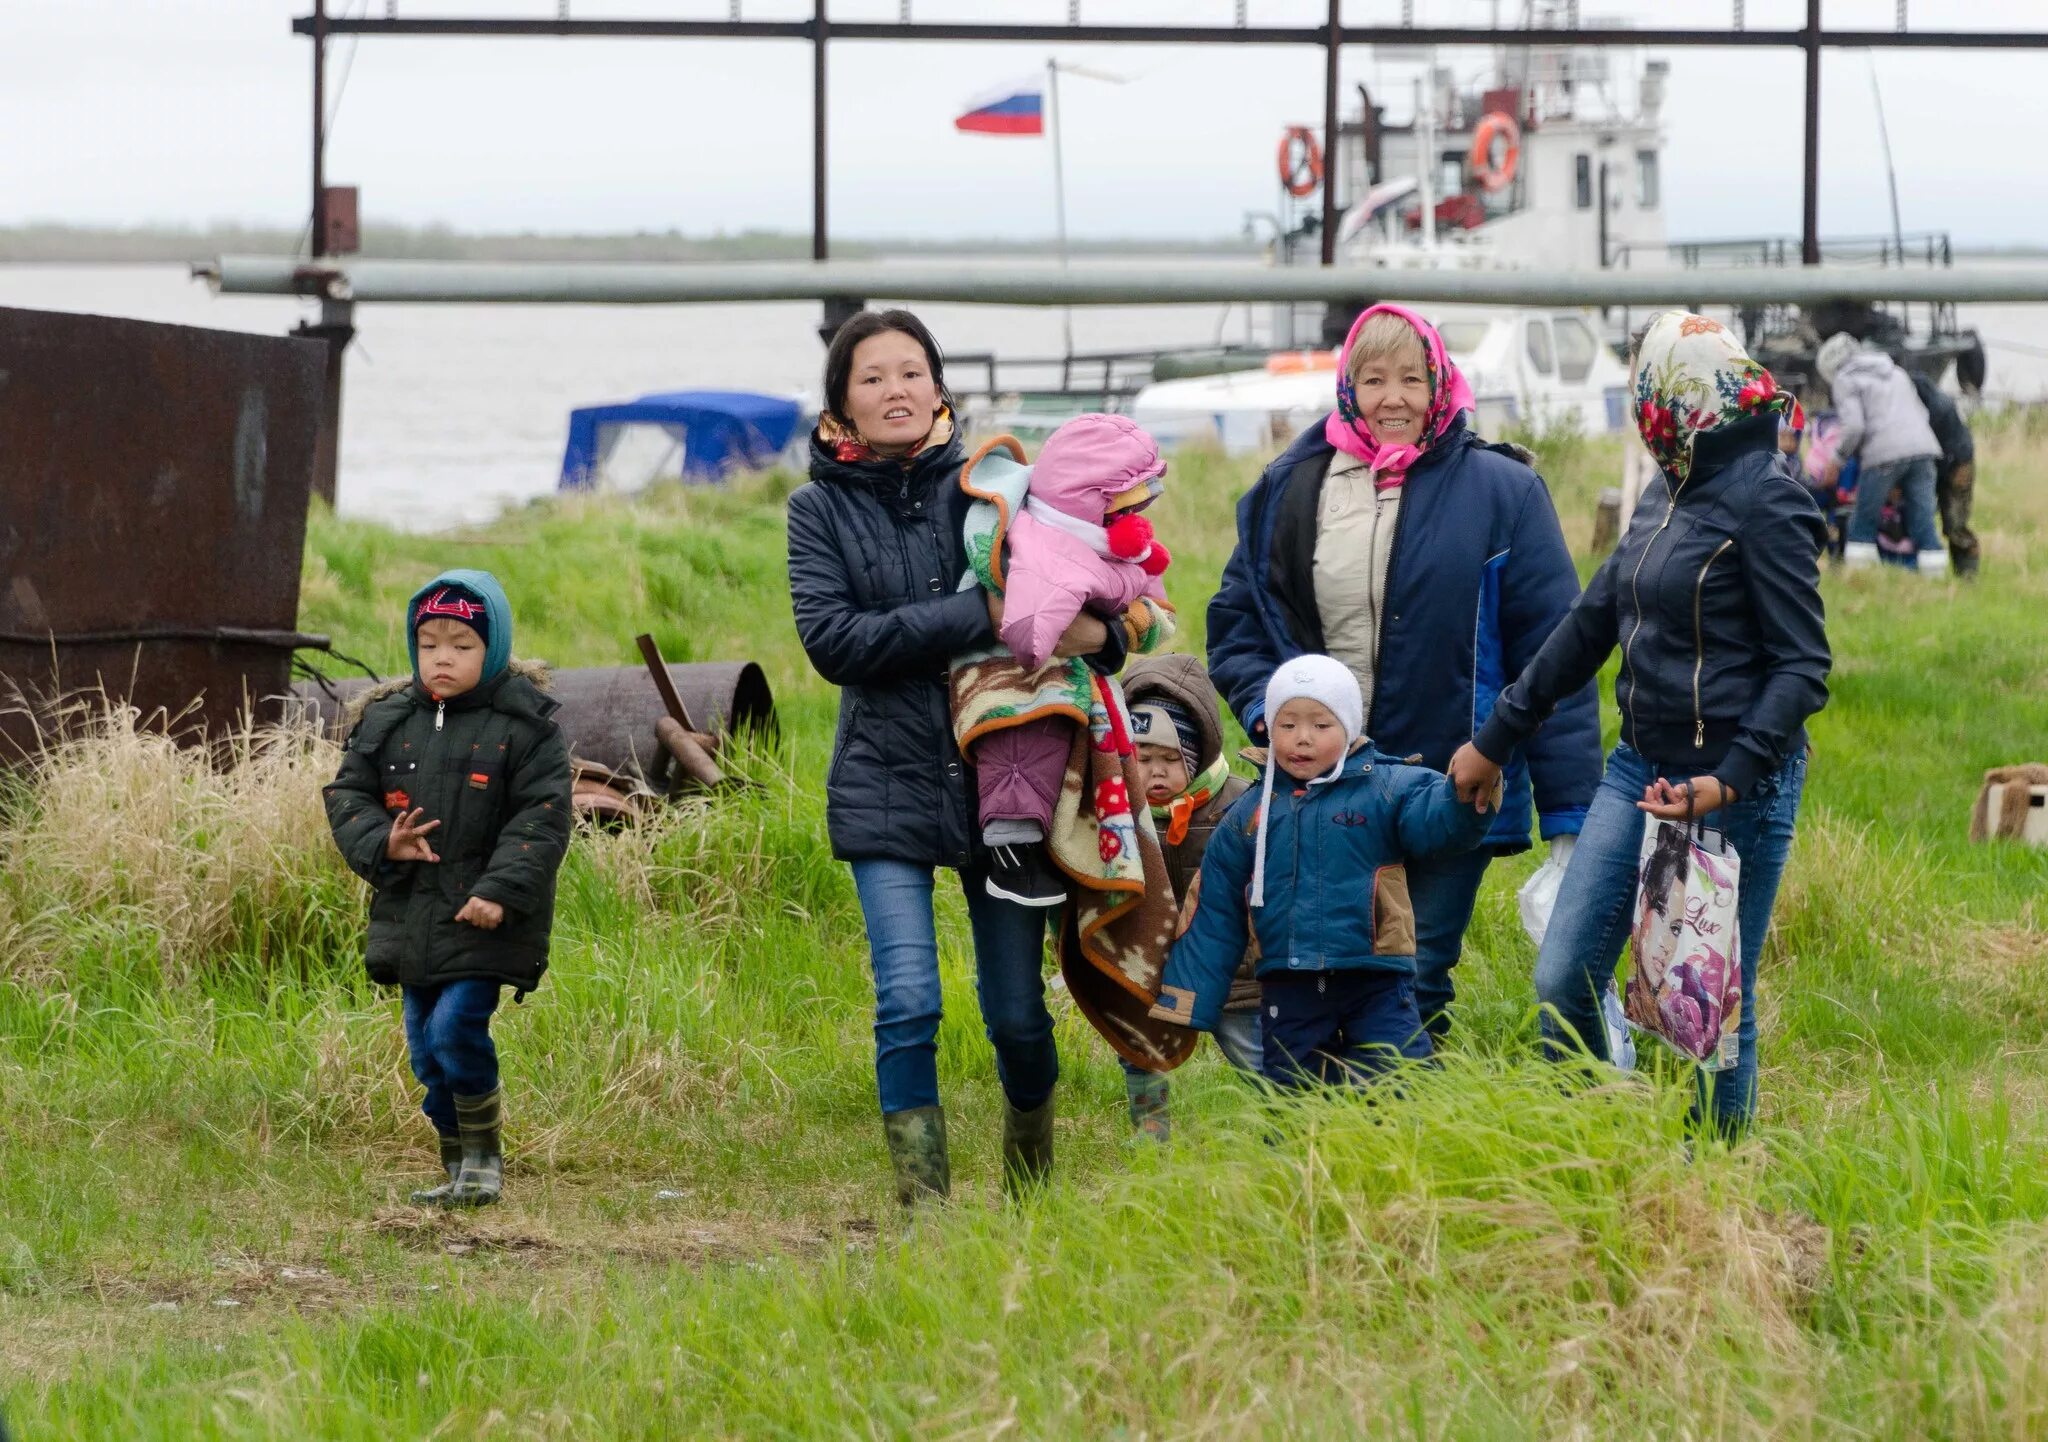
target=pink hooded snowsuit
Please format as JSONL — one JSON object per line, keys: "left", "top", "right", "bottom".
{"left": 978, "top": 414, "right": 1171, "bottom": 843}
{"left": 997, "top": 414, "right": 1170, "bottom": 672}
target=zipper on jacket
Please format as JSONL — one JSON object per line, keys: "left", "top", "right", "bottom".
{"left": 435, "top": 699, "right": 445, "bottom": 732}
{"left": 1690, "top": 538, "right": 1735, "bottom": 749}
{"left": 1363, "top": 477, "right": 1412, "bottom": 735}
{"left": 1621, "top": 478, "right": 1689, "bottom": 749}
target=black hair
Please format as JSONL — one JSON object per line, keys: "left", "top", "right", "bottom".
{"left": 1638, "top": 821, "right": 1694, "bottom": 907}
{"left": 820, "top": 308, "right": 956, "bottom": 428}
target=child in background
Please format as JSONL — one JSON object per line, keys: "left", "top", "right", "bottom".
{"left": 959, "top": 414, "right": 1174, "bottom": 907}
{"left": 1152, "top": 655, "right": 1496, "bottom": 1087}
{"left": 323, "top": 570, "right": 573, "bottom": 1207}
{"left": 1117, "top": 655, "right": 1259, "bottom": 1140}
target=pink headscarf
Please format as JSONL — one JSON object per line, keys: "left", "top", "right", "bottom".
{"left": 1323, "top": 303, "right": 1477, "bottom": 485}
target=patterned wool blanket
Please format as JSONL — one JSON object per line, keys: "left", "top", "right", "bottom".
{"left": 949, "top": 436, "right": 1194, "bottom": 1073}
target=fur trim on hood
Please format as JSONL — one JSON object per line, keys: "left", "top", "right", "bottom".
{"left": 341, "top": 656, "right": 554, "bottom": 728}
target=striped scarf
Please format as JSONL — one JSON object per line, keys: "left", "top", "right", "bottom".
{"left": 1149, "top": 753, "right": 1234, "bottom": 846}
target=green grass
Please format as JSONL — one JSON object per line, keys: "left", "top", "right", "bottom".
{"left": 3, "top": 416, "right": 2047, "bottom": 1438}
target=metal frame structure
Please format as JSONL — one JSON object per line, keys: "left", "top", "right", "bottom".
{"left": 295, "top": 2, "right": 2048, "bottom": 268}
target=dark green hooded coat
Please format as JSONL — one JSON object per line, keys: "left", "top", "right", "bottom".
{"left": 323, "top": 569, "right": 573, "bottom": 991}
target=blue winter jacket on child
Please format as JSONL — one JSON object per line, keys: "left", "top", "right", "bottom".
{"left": 1151, "top": 745, "right": 1496, "bottom": 1033}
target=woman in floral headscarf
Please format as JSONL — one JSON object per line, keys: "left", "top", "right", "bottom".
{"left": 1209, "top": 303, "right": 1602, "bottom": 1049}
{"left": 1450, "top": 310, "right": 1831, "bottom": 1134}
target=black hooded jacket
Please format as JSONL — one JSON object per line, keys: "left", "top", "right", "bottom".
{"left": 324, "top": 667, "right": 573, "bottom": 991}
{"left": 1475, "top": 414, "right": 1831, "bottom": 798}
{"left": 787, "top": 430, "right": 1129, "bottom": 868}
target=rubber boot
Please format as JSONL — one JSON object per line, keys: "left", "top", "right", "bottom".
{"left": 1125, "top": 1072, "right": 1171, "bottom": 1144}
{"left": 444, "top": 1089, "right": 504, "bottom": 1208}
{"left": 407, "top": 1132, "right": 465, "bottom": 1207}
{"left": 1001, "top": 1097, "right": 1055, "bottom": 1197}
{"left": 882, "top": 1106, "right": 951, "bottom": 1208}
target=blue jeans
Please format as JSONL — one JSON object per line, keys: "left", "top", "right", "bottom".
{"left": 1407, "top": 847, "right": 1496, "bottom": 1039}
{"left": 1533, "top": 743, "right": 1806, "bottom": 1131}
{"left": 402, "top": 979, "right": 503, "bottom": 1135}
{"left": 1848, "top": 456, "right": 1940, "bottom": 553}
{"left": 1260, "top": 971, "right": 1432, "bottom": 1090}
{"left": 1121, "top": 1007, "right": 1263, "bottom": 1080}
{"left": 849, "top": 858, "right": 1059, "bottom": 1116}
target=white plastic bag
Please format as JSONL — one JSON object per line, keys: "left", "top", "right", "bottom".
{"left": 1516, "top": 834, "right": 1576, "bottom": 947}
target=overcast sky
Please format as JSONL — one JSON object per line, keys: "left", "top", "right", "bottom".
{"left": 5, "top": 0, "right": 2045, "bottom": 244}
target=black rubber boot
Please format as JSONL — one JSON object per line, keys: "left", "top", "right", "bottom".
{"left": 1001, "top": 1097, "right": 1055, "bottom": 1197}
{"left": 882, "top": 1105, "right": 951, "bottom": 1208}
{"left": 444, "top": 1089, "right": 504, "bottom": 1208}
{"left": 407, "top": 1132, "right": 465, "bottom": 1206}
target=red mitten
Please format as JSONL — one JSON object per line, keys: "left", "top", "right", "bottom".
{"left": 1105, "top": 512, "right": 1153, "bottom": 560}
{"left": 1140, "top": 540, "right": 1171, "bottom": 576}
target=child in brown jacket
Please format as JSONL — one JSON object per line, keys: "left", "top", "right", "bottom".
{"left": 1119, "top": 654, "right": 1259, "bottom": 1140}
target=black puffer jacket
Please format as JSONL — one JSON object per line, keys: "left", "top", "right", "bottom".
{"left": 323, "top": 667, "right": 573, "bottom": 991}
{"left": 788, "top": 431, "right": 1127, "bottom": 867}
{"left": 1475, "top": 414, "right": 1830, "bottom": 799}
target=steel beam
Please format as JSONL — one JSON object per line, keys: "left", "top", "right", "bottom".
{"left": 203, "top": 256, "right": 2048, "bottom": 308}
{"left": 286, "top": 16, "right": 2048, "bottom": 47}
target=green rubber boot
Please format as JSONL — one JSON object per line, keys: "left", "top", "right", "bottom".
{"left": 1126, "top": 1072, "right": 1171, "bottom": 1144}
{"left": 882, "top": 1106, "right": 951, "bottom": 1208}
{"left": 407, "top": 1132, "right": 465, "bottom": 1206}
{"left": 1001, "top": 1097, "right": 1055, "bottom": 1197}
{"left": 444, "top": 1089, "right": 504, "bottom": 1208}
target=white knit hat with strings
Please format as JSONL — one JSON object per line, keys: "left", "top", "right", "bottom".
{"left": 1249, "top": 655, "right": 1364, "bottom": 908}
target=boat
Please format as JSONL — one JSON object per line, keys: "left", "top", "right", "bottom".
{"left": 1130, "top": 303, "right": 1630, "bottom": 454}
{"left": 558, "top": 389, "right": 811, "bottom": 492}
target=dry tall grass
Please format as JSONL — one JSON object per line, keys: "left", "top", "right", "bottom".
{"left": 0, "top": 700, "right": 354, "bottom": 983}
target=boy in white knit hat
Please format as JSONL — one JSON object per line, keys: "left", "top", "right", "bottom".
{"left": 1150, "top": 655, "right": 1497, "bottom": 1087}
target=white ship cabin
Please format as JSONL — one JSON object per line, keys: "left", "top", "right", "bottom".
{"left": 1333, "top": 35, "right": 1671, "bottom": 273}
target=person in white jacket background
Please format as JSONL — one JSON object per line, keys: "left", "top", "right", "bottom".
{"left": 1814, "top": 332, "right": 1949, "bottom": 576}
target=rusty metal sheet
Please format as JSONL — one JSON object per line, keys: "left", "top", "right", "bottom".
{"left": 0, "top": 305, "right": 326, "bottom": 763}
{"left": 293, "top": 661, "right": 777, "bottom": 783}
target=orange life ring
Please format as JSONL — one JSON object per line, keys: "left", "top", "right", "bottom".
{"left": 1467, "top": 110, "right": 1521, "bottom": 193}
{"left": 1278, "top": 126, "right": 1324, "bottom": 198}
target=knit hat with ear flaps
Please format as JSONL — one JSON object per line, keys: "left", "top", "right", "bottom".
{"left": 1129, "top": 697, "right": 1201, "bottom": 778}
{"left": 1249, "top": 654, "right": 1365, "bottom": 908}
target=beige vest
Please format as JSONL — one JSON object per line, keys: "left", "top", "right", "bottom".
{"left": 1312, "top": 453, "right": 1402, "bottom": 723}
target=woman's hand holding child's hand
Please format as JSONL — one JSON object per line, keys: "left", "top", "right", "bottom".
{"left": 386, "top": 808, "right": 441, "bottom": 863}
{"left": 454, "top": 896, "right": 504, "bottom": 930}
{"left": 1447, "top": 743, "right": 1503, "bottom": 813}
{"left": 1637, "top": 776, "right": 1735, "bottom": 819}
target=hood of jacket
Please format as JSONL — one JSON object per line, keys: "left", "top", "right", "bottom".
{"left": 1026, "top": 413, "right": 1166, "bottom": 523}
{"left": 1122, "top": 654, "right": 1227, "bottom": 773}
{"left": 406, "top": 568, "right": 514, "bottom": 688}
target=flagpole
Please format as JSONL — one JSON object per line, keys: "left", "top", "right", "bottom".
{"left": 1047, "top": 56, "right": 1074, "bottom": 361}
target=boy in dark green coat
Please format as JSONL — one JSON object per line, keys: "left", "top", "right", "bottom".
{"left": 324, "top": 569, "right": 573, "bottom": 1207}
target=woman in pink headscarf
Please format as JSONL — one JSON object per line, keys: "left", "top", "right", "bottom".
{"left": 1207, "top": 304, "right": 1603, "bottom": 1054}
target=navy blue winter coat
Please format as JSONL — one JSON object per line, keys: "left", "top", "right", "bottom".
{"left": 1206, "top": 419, "right": 1602, "bottom": 852}
{"left": 1153, "top": 746, "right": 1496, "bottom": 1033}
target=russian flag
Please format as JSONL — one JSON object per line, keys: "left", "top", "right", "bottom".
{"left": 955, "top": 81, "right": 1044, "bottom": 136}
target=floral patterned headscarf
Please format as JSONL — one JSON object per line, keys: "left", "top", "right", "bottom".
{"left": 1325, "top": 303, "right": 1477, "bottom": 483}
{"left": 1632, "top": 311, "right": 1802, "bottom": 485}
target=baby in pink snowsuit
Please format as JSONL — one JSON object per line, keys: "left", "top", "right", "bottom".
{"left": 976, "top": 413, "right": 1172, "bottom": 907}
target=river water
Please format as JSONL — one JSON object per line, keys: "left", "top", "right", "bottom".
{"left": 4, "top": 261, "right": 2045, "bottom": 532}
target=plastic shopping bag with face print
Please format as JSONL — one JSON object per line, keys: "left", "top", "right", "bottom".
{"left": 1621, "top": 818, "right": 1742, "bottom": 1072}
